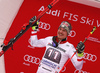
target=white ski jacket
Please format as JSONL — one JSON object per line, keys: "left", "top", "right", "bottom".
{"left": 29, "top": 32, "right": 83, "bottom": 73}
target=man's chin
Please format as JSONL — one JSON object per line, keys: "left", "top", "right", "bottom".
{"left": 57, "top": 36, "right": 64, "bottom": 40}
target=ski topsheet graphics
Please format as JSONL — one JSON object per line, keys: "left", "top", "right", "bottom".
{"left": 0, "top": 0, "right": 24, "bottom": 73}
{"left": 0, "top": 0, "right": 59, "bottom": 56}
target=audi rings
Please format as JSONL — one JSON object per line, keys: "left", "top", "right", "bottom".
{"left": 74, "top": 70, "right": 89, "bottom": 73}
{"left": 39, "top": 21, "right": 50, "bottom": 30}
{"left": 24, "top": 54, "right": 41, "bottom": 64}
{"left": 83, "top": 53, "right": 97, "bottom": 62}
{"left": 68, "top": 30, "right": 76, "bottom": 37}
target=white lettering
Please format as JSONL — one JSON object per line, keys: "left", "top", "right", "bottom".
{"left": 73, "top": 15, "right": 78, "bottom": 21}
{"left": 38, "top": 6, "right": 61, "bottom": 17}
{"left": 68, "top": 13, "right": 73, "bottom": 20}
{"left": 63, "top": 12, "right": 69, "bottom": 18}
{"left": 63, "top": 12, "right": 78, "bottom": 22}
{"left": 38, "top": 6, "right": 99, "bottom": 28}
{"left": 52, "top": 10, "right": 58, "bottom": 16}
{"left": 38, "top": 6, "right": 44, "bottom": 11}
{"left": 86, "top": 18, "right": 92, "bottom": 25}
{"left": 91, "top": 19, "right": 94, "bottom": 25}
{"left": 57, "top": 10, "right": 60, "bottom": 17}
{"left": 80, "top": 16, "right": 86, "bottom": 23}
{"left": 97, "top": 20, "right": 100, "bottom": 27}
{"left": 46, "top": 10, "right": 51, "bottom": 14}
{"left": 80, "top": 17, "right": 95, "bottom": 26}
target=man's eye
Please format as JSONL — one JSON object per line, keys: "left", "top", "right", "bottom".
{"left": 59, "top": 28, "right": 61, "bottom": 30}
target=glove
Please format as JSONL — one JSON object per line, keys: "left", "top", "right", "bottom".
{"left": 32, "top": 20, "right": 39, "bottom": 31}
{"left": 76, "top": 41, "right": 85, "bottom": 57}
{"left": 29, "top": 16, "right": 39, "bottom": 31}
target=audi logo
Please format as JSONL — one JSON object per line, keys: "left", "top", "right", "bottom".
{"left": 24, "top": 54, "right": 41, "bottom": 64}
{"left": 39, "top": 21, "right": 51, "bottom": 30}
{"left": 74, "top": 70, "right": 89, "bottom": 73}
{"left": 68, "top": 30, "right": 76, "bottom": 37}
{"left": 83, "top": 53, "right": 97, "bottom": 62}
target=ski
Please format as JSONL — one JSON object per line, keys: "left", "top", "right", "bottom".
{"left": 0, "top": 0, "right": 59, "bottom": 57}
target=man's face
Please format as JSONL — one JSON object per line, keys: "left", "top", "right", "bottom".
{"left": 57, "top": 27, "right": 68, "bottom": 40}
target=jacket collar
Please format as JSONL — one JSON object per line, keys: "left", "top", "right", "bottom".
{"left": 54, "top": 36, "right": 67, "bottom": 44}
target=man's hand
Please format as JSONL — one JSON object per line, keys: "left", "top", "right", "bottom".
{"left": 32, "top": 20, "right": 39, "bottom": 31}
{"left": 29, "top": 16, "right": 39, "bottom": 31}
{"left": 76, "top": 41, "right": 85, "bottom": 57}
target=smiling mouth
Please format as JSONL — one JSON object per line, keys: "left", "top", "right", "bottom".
{"left": 58, "top": 33, "right": 63, "bottom": 36}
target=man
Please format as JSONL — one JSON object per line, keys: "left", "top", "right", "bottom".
{"left": 29, "top": 20, "right": 85, "bottom": 73}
